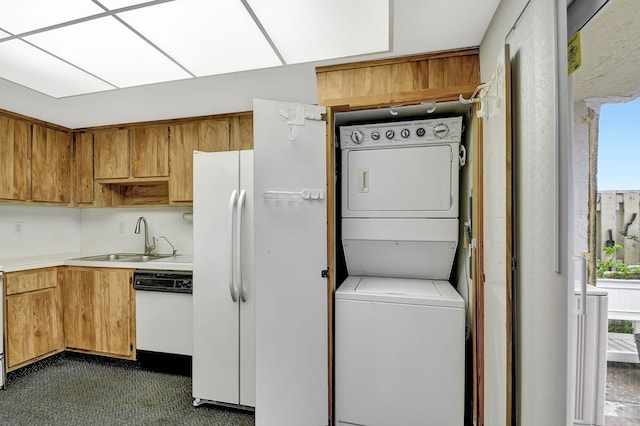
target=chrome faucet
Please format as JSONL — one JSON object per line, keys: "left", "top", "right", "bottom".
{"left": 155, "top": 236, "right": 177, "bottom": 256}
{"left": 134, "top": 216, "right": 156, "bottom": 255}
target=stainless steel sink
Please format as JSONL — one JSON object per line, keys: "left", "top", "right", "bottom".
{"left": 72, "top": 253, "right": 172, "bottom": 262}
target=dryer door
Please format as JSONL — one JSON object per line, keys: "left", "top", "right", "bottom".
{"left": 342, "top": 144, "right": 459, "bottom": 218}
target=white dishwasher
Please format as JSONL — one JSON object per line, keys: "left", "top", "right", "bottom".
{"left": 133, "top": 270, "right": 193, "bottom": 356}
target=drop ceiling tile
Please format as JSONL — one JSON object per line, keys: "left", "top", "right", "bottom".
{"left": 118, "top": 0, "right": 281, "bottom": 77}
{"left": 247, "top": 0, "right": 389, "bottom": 64}
{"left": 25, "top": 16, "right": 191, "bottom": 88}
{"left": 0, "top": 39, "right": 114, "bottom": 98}
{"left": 0, "top": 0, "right": 103, "bottom": 35}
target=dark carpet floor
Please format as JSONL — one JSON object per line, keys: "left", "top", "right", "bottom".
{"left": 0, "top": 352, "right": 255, "bottom": 426}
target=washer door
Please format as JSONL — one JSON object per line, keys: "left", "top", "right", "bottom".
{"left": 342, "top": 144, "right": 458, "bottom": 218}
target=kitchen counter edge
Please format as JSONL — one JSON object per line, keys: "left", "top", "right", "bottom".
{"left": 0, "top": 253, "right": 193, "bottom": 273}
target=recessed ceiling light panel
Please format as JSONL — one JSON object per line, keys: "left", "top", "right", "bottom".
{"left": 0, "top": 0, "right": 103, "bottom": 35}
{"left": 99, "top": 0, "right": 164, "bottom": 10}
{"left": 0, "top": 39, "right": 114, "bottom": 98}
{"left": 25, "top": 16, "right": 191, "bottom": 88}
{"left": 118, "top": 0, "right": 282, "bottom": 76}
{"left": 247, "top": 0, "right": 390, "bottom": 64}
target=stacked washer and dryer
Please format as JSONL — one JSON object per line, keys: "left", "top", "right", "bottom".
{"left": 335, "top": 116, "right": 466, "bottom": 426}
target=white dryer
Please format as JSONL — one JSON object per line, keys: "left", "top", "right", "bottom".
{"left": 339, "top": 116, "right": 464, "bottom": 279}
{"left": 335, "top": 276, "right": 465, "bottom": 426}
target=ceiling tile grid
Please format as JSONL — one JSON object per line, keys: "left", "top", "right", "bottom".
{"left": 0, "top": 0, "right": 390, "bottom": 98}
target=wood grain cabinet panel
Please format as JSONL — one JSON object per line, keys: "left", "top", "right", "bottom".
{"left": 62, "top": 267, "right": 135, "bottom": 360}
{"left": 199, "top": 119, "right": 230, "bottom": 152}
{"left": 315, "top": 48, "right": 480, "bottom": 107}
{"left": 94, "top": 129, "right": 129, "bottom": 179}
{"left": 0, "top": 116, "right": 31, "bottom": 201}
{"left": 130, "top": 126, "right": 169, "bottom": 178}
{"left": 169, "top": 122, "right": 199, "bottom": 203}
{"left": 74, "top": 132, "right": 94, "bottom": 204}
{"left": 231, "top": 115, "right": 253, "bottom": 151}
{"left": 31, "top": 125, "right": 71, "bottom": 203}
{"left": 5, "top": 268, "right": 64, "bottom": 370}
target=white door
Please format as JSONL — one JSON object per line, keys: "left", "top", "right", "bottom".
{"left": 253, "top": 99, "right": 328, "bottom": 426}
{"left": 193, "top": 150, "right": 241, "bottom": 405}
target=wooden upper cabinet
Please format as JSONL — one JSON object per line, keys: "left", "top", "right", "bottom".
{"left": 0, "top": 115, "right": 31, "bottom": 201}
{"left": 199, "top": 119, "right": 231, "bottom": 152}
{"left": 74, "top": 132, "right": 94, "bottom": 204}
{"left": 315, "top": 48, "right": 480, "bottom": 108}
{"left": 94, "top": 129, "right": 129, "bottom": 179}
{"left": 130, "top": 126, "right": 169, "bottom": 178}
{"left": 169, "top": 122, "right": 199, "bottom": 203}
{"left": 231, "top": 115, "right": 253, "bottom": 151}
{"left": 31, "top": 125, "right": 71, "bottom": 203}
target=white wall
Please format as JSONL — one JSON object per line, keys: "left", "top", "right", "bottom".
{"left": 80, "top": 207, "right": 193, "bottom": 255}
{"left": 481, "top": 0, "right": 571, "bottom": 425}
{"left": 0, "top": 205, "right": 81, "bottom": 258}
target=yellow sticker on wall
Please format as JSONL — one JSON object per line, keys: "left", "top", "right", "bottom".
{"left": 568, "top": 31, "right": 581, "bottom": 75}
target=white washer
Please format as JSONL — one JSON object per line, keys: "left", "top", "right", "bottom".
{"left": 335, "top": 276, "right": 465, "bottom": 426}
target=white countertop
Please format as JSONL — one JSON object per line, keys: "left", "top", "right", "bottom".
{"left": 0, "top": 252, "right": 193, "bottom": 273}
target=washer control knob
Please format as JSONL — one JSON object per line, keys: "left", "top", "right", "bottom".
{"left": 385, "top": 129, "right": 395, "bottom": 139}
{"left": 416, "top": 127, "right": 426, "bottom": 137}
{"left": 371, "top": 131, "right": 380, "bottom": 140}
{"left": 433, "top": 123, "right": 450, "bottom": 138}
{"left": 400, "top": 128, "right": 410, "bottom": 138}
{"left": 350, "top": 130, "right": 364, "bottom": 144}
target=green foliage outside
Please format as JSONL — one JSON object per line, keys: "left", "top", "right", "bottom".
{"left": 608, "top": 319, "right": 634, "bottom": 334}
{"left": 596, "top": 244, "right": 640, "bottom": 279}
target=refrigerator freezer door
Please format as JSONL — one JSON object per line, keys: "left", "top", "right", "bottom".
{"left": 253, "top": 99, "right": 328, "bottom": 425}
{"left": 193, "top": 150, "right": 242, "bottom": 405}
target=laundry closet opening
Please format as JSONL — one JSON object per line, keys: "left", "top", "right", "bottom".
{"left": 331, "top": 101, "right": 475, "bottom": 425}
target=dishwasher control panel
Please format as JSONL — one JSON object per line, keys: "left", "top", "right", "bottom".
{"left": 133, "top": 270, "right": 193, "bottom": 294}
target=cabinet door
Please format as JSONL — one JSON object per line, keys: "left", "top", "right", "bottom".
{"left": 130, "top": 126, "right": 169, "bottom": 178}
{"left": 5, "top": 268, "right": 63, "bottom": 370}
{"left": 169, "top": 122, "right": 199, "bottom": 203}
{"left": 74, "top": 132, "right": 94, "bottom": 204}
{"left": 31, "top": 125, "right": 71, "bottom": 203}
{"left": 0, "top": 116, "right": 31, "bottom": 200}
{"left": 199, "top": 119, "right": 230, "bottom": 152}
{"left": 231, "top": 115, "right": 253, "bottom": 151}
{"left": 94, "top": 129, "right": 129, "bottom": 179}
{"left": 63, "top": 268, "right": 135, "bottom": 359}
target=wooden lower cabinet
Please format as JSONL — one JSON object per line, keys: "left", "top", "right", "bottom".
{"left": 61, "top": 267, "right": 136, "bottom": 360}
{"left": 5, "top": 268, "right": 64, "bottom": 371}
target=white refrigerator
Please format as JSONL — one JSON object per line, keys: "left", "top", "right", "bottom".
{"left": 192, "top": 149, "right": 255, "bottom": 409}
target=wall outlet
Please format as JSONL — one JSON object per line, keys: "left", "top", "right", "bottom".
{"left": 13, "top": 221, "right": 24, "bottom": 235}
{"left": 119, "top": 221, "right": 125, "bottom": 234}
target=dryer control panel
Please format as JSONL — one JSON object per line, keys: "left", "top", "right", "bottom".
{"left": 339, "top": 116, "right": 462, "bottom": 149}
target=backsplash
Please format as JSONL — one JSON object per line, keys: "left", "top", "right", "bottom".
{"left": 80, "top": 207, "right": 193, "bottom": 256}
{"left": 0, "top": 205, "right": 193, "bottom": 260}
{"left": 0, "top": 205, "right": 81, "bottom": 258}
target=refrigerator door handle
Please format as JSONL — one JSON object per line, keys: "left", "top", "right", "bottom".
{"left": 237, "top": 189, "right": 247, "bottom": 302}
{"left": 228, "top": 189, "right": 239, "bottom": 302}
